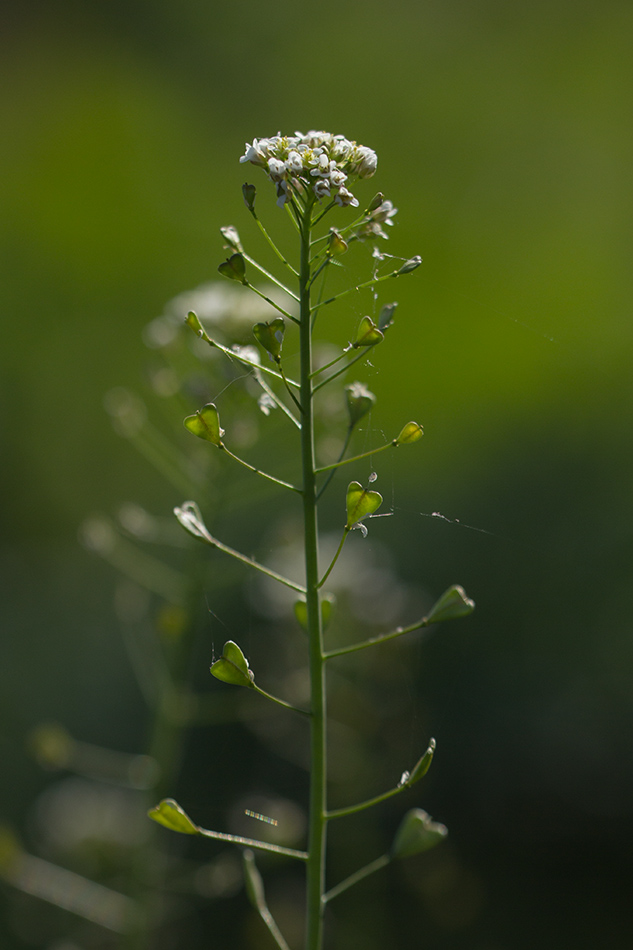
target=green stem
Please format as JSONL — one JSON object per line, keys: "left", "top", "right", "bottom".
{"left": 324, "top": 616, "right": 430, "bottom": 659}
{"left": 311, "top": 269, "right": 398, "bottom": 315}
{"left": 246, "top": 282, "right": 299, "bottom": 324}
{"left": 312, "top": 349, "right": 369, "bottom": 393}
{"left": 317, "top": 530, "right": 348, "bottom": 589}
{"left": 252, "top": 683, "right": 311, "bottom": 717}
{"left": 299, "top": 198, "right": 328, "bottom": 950}
{"left": 326, "top": 782, "right": 404, "bottom": 821}
{"left": 315, "top": 428, "right": 353, "bottom": 501}
{"left": 253, "top": 369, "right": 301, "bottom": 429}
{"left": 250, "top": 211, "right": 299, "bottom": 276}
{"left": 220, "top": 445, "right": 302, "bottom": 493}
{"left": 242, "top": 252, "right": 300, "bottom": 301}
{"left": 322, "top": 854, "right": 390, "bottom": 904}
{"left": 315, "top": 440, "right": 393, "bottom": 473}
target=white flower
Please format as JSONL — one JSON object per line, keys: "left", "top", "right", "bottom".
{"left": 276, "top": 181, "right": 290, "bottom": 207}
{"left": 267, "top": 157, "right": 287, "bottom": 181}
{"left": 313, "top": 178, "right": 331, "bottom": 199}
{"left": 353, "top": 145, "right": 378, "bottom": 179}
{"left": 287, "top": 150, "right": 304, "bottom": 174}
{"left": 240, "top": 139, "right": 270, "bottom": 166}
{"left": 334, "top": 186, "right": 359, "bottom": 208}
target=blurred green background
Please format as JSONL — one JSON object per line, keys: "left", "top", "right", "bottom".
{"left": 2, "top": 0, "right": 633, "bottom": 947}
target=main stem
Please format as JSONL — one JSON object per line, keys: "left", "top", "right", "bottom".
{"left": 299, "top": 198, "right": 327, "bottom": 950}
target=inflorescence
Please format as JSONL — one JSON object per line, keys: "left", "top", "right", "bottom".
{"left": 240, "top": 131, "right": 378, "bottom": 209}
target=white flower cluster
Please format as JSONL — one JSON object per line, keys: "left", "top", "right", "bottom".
{"left": 240, "top": 131, "right": 377, "bottom": 208}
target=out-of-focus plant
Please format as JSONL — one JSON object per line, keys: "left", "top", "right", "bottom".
{"left": 146, "top": 131, "right": 475, "bottom": 950}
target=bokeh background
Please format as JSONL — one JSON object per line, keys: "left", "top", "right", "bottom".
{"left": 2, "top": 1, "right": 633, "bottom": 948}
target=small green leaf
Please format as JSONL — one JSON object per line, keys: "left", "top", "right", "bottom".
{"left": 218, "top": 252, "right": 247, "bottom": 283}
{"left": 210, "top": 640, "right": 254, "bottom": 688}
{"left": 184, "top": 403, "right": 225, "bottom": 446}
{"left": 391, "top": 808, "right": 447, "bottom": 859}
{"left": 408, "top": 738, "right": 436, "bottom": 785}
{"left": 378, "top": 302, "right": 397, "bottom": 332}
{"left": 354, "top": 316, "right": 384, "bottom": 347}
{"left": 345, "top": 382, "right": 376, "bottom": 427}
{"left": 294, "top": 595, "right": 335, "bottom": 632}
{"left": 253, "top": 317, "right": 285, "bottom": 362}
{"left": 243, "top": 182, "right": 256, "bottom": 211}
{"left": 148, "top": 798, "right": 199, "bottom": 835}
{"left": 394, "top": 421, "right": 423, "bottom": 445}
{"left": 394, "top": 255, "right": 422, "bottom": 276}
{"left": 346, "top": 481, "right": 383, "bottom": 529}
{"left": 426, "top": 585, "right": 475, "bottom": 623}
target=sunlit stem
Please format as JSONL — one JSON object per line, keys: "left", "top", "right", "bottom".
{"left": 297, "top": 194, "right": 328, "bottom": 950}
{"left": 315, "top": 428, "right": 353, "bottom": 501}
{"left": 252, "top": 683, "right": 311, "bottom": 718}
{"left": 307, "top": 256, "right": 332, "bottom": 288}
{"left": 197, "top": 826, "right": 308, "bottom": 861}
{"left": 249, "top": 211, "right": 299, "bottom": 277}
{"left": 220, "top": 445, "right": 301, "bottom": 493}
{"left": 309, "top": 349, "right": 351, "bottom": 380}
{"left": 191, "top": 529, "right": 307, "bottom": 594}
{"left": 326, "top": 781, "right": 405, "bottom": 821}
{"left": 317, "top": 530, "right": 348, "bottom": 590}
{"left": 278, "top": 362, "right": 304, "bottom": 415}
{"left": 315, "top": 440, "right": 393, "bottom": 473}
{"left": 324, "top": 616, "right": 430, "bottom": 659}
{"left": 253, "top": 369, "right": 301, "bottom": 429}
{"left": 312, "top": 349, "right": 369, "bottom": 393}
{"left": 311, "top": 269, "right": 399, "bottom": 315}
{"left": 192, "top": 323, "right": 299, "bottom": 388}
{"left": 246, "top": 282, "right": 299, "bottom": 324}
{"left": 322, "top": 855, "right": 390, "bottom": 904}
{"left": 242, "top": 252, "right": 299, "bottom": 301}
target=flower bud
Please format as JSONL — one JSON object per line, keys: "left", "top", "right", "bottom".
{"left": 365, "top": 192, "right": 385, "bottom": 214}
{"left": 242, "top": 182, "right": 256, "bottom": 211}
{"left": 220, "top": 225, "right": 243, "bottom": 252}
{"left": 394, "top": 256, "right": 422, "bottom": 276}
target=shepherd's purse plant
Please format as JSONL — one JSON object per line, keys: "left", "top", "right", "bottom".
{"left": 148, "top": 130, "right": 475, "bottom": 950}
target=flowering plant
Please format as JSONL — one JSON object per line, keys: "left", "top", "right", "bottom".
{"left": 148, "top": 130, "right": 474, "bottom": 950}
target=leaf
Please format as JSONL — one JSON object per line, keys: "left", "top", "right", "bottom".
{"left": 210, "top": 640, "right": 254, "bottom": 688}
{"left": 184, "top": 403, "right": 225, "bottom": 446}
{"left": 253, "top": 318, "right": 285, "bottom": 362}
{"left": 148, "top": 798, "right": 199, "bottom": 835}
{"left": 391, "top": 808, "right": 447, "bottom": 859}
{"left": 407, "top": 738, "right": 436, "bottom": 785}
{"left": 354, "top": 316, "right": 384, "bottom": 347}
{"left": 346, "top": 481, "right": 383, "bottom": 529}
{"left": 426, "top": 585, "right": 475, "bottom": 623}
{"left": 394, "top": 421, "right": 423, "bottom": 445}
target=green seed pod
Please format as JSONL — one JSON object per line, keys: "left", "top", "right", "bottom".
{"left": 391, "top": 808, "right": 447, "bottom": 859}
{"left": 345, "top": 382, "right": 377, "bottom": 427}
{"left": 394, "top": 421, "right": 423, "bottom": 445}
{"left": 148, "top": 799, "right": 198, "bottom": 835}
{"left": 354, "top": 316, "right": 384, "bottom": 347}
{"left": 346, "top": 481, "right": 383, "bottom": 529}
{"left": 183, "top": 403, "right": 225, "bottom": 446}
{"left": 253, "top": 317, "right": 285, "bottom": 362}
{"left": 426, "top": 585, "right": 475, "bottom": 623}
{"left": 218, "top": 252, "right": 247, "bottom": 283}
{"left": 210, "top": 640, "right": 254, "bottom": 688}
